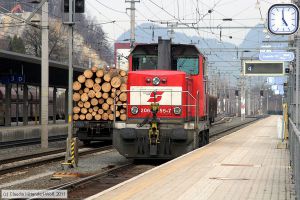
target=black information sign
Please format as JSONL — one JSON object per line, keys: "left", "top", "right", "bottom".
{"left": 244, "top": 62, "right": 284, "bottom": 76}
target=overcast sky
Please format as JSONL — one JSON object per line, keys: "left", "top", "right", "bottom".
{"left": 86, "top": 0, "right": 292, "bottom": 45}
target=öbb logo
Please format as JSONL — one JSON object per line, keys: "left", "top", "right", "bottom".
{"left": 147, "top": 91, "right": 164, "bottom": 102}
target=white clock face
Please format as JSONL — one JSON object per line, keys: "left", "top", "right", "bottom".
{"left": 268, "top": 4, "right": 299, "bottom": 35}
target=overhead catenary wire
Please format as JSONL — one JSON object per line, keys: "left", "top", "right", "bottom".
{"left": 146, "top": 0, "right": 241, "bottom": 69}
{"left": 94, "top": 0, "right": 127, "bottom": 14}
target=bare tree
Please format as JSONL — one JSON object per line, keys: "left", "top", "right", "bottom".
{"left": 22, "top": 20, "right": 67, "bottom": 61}
{"left": 6, "top": 0, "right": 113, "bottom": 64}
{"left": 22, "top": 25, "right": 41, "bottom": 57}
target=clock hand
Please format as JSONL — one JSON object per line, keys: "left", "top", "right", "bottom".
{"left": 282, "top": 18, "right": 288, "bottom": 26}
{"left": 281, "top": 9, "right": 288, "bottom": 26}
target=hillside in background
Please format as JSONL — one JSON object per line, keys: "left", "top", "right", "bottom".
{"left": 118, "top": 23, "right": 287, "bottom": 91}
{"left": 0, "top": 0, "right": 113, "bottom": 67}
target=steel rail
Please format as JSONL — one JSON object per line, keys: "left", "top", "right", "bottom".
{"left": 0, "top": 135, "right": 67, "bottom": 149}
{"left": 210, "top": 117, "right": 262, "bottom": 137}
{"left": 0, "top": 145, "right": 113, "bottom": 176}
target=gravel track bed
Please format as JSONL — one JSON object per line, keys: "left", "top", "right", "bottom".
{"left": 0, "top": 149, "right": 128, "bottom": 190}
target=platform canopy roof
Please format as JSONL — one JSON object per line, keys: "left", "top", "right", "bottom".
{"left": 0, "top": 49, "right": 85, "bottom": 88}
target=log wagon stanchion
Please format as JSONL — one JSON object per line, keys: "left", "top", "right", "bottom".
{"left": 72, "top": 66, "right": 128, "bottom": 145}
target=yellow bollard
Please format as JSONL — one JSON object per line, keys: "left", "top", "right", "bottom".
{"left": 283, "top": 103, "right": 289, "bottom": 140}
{"left": 61, "top": 137, "right": 78, "bottom": 169}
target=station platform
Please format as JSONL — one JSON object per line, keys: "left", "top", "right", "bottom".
{"left": 87, "top": 116, "right": 295, "bottom": 200}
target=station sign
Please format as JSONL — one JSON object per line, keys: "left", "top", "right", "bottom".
{"left": 0, "top": 75, "right": 25, "bottom": 84}
{"left": 243, "top": 61, "right": 284, "bottom": 76}
{"left": 259, "top": 52, "right": 294, "bottom": 62}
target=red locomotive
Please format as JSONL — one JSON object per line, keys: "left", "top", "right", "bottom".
{"left": 113, "top": 38, "right": 217, "bottom": 159}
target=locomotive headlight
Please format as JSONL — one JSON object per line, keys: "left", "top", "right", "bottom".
{"left": 131, "top": 106, "right": 139, "bottom": 115}
{"left": 152, "top": 77, "right": 160, "bottom": 85}
{"left": 173, "top": 107, "right": 182, "bottom": 115}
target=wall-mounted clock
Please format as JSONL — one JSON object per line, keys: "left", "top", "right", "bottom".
{"left": 268, "top": 4, "right": 299, "bottom": 35}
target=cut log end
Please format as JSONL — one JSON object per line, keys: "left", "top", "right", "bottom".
{"left": 73, "top": 114, "right": 79, "bottom": 121}
{"left": 102, "top": 113, "right": 109, "bottom": 120}
{"left": 93, "top": 83, "right": 101, "bottom": 92}
{"left": 91, "top": 98, "right": 98, "bottom": 106}
{"left": 102, "top": 82, "right": 111, "bottom": 93}
{"left": 79, "top": 114, "right": 85, "bottom": 120}
{"left": 84, "top": 101, "right": 91, "bottom": 109}
{"left": 73, "top": 106, "right": 80, "bottom": 114}
{"left": 81, "top": 93, "right": 89, "bottom": 102}
{"left": 78, "top": 75, "right": 86, "bottom": 83}
{"left": 111, "top": 76, "right": 121, "bottom": 88}
{"left": 73, "top": 93, "right": 81, "bottom": 102}
{"left": 103, "top": 73, "right": 111, "bottom": 82}
{"left": 73, "top": 81, "right": 81, "bottom": 91}
{"left": 85, "top": 79, "right": 94, "bottom": 89}
{"left": 96, "top": 69, "right": 104, "bottom": 78}
{"left": 120, "top": 114, "right": 127, "bottom": 121}
{"left": 119, "top": 70, "right": 127, "bottom": 77}
{"left": 91, "top": 66, "right": 98, "bottom": 73}
{"left": 77, "top": 101, "right": 84, "bottom": 108}
{"left": 86, "top": 113, "right": 93, "bottom": 120}
{"left": 119, "top": 93, "right": 127, "bottom": 102}
{"left": 84, "top": 69, "right": 93, "bottom": 79}
{"left": 102, "top": 103, "right": 109, "bottom": 111}
{"left": 95, "top": 114, "right": 102, "bottom": 120}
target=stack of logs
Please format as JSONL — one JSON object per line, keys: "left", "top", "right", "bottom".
{"left": 72, "top": 66, "right": 127, "bottom": 121}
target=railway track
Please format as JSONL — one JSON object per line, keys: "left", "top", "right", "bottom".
{"left": 0, "top": 145, "right": 113, "bottom": 176}
{"left": 210, "top": 117, "right": 260, "bottom": 138}
{"left": 0, "top": 134, "right": 67, "bottom": 149}
{"left": 36, "top": 117, "right": 262, "bottom": 199}
{"left": 46, "top": 163, "right": 157, "bottom": 200}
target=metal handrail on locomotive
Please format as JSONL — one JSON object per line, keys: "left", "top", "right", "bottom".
{"left": 113, "top": 37, "right": 217, "bottom": 159}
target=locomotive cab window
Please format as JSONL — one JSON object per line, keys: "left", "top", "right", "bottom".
{"left": 176, "top": 57, "right": 199, "bottom": 75}
{"left": 132, "top": 55, "right": 158, "bottom": 70}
